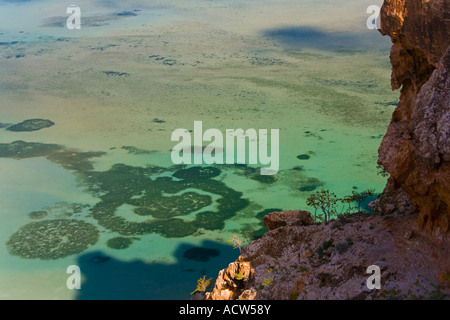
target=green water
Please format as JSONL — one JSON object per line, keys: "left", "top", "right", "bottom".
{"left": 0, "top": 0, "right": 398, "bottom": 299}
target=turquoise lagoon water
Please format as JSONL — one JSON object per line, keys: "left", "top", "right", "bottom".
{"left": 0, "top": 0, "right": 398, "bottom": 299}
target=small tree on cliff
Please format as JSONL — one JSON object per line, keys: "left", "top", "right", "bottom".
{"left": 351, "top": 189, "right": 376, "bottom": 213}
{"left": 306, "top": 189, "right": 338, "bottom": 224}
{"left": 190, "top": 276, "right": 212, "bottom": 295}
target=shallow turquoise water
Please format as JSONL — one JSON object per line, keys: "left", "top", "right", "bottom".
{"left": 0, "top": 0, "right": 397, "bottom": 299}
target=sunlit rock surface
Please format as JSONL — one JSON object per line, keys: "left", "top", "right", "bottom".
{"left": 378, "top": 0, "right": 450, "bottom": 237}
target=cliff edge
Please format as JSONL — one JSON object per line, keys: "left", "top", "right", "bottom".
{"left": 376, "top": 0, "right": 450, "bottom": 237}
{"left": 205, "top": 211, "right": 449, "bottom": 300}
{"left": 203, "top": 0, "right": 450, "bottom": 300}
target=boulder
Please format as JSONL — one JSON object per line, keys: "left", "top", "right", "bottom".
{"left": 263, "top": 210, "right": 314, "bottom": 231}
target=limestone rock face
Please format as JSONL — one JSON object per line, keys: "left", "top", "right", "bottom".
{"left": 205, "top": 258, "right": 254, "bottom": 300}
{"left": 378, "top": 0, "right": 450, "bottom": 237}
{"left": 380, "top": 0, "right": 449, "bottom": 67}
{"left": 206, "top": 212, "right": 450, "bottom": 300}
{"left": 263, "top": 210, "right": 314, "bottom": 231}
{"left": 206, "top": 0, "right": 450, "bottom": 300}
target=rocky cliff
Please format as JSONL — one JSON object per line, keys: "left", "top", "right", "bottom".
{"left": 376, "top": 0, "right": 450, "bottom": 237}
{"left": 204, "top": 211, "right": 449, "bottom": 300}
{"left": 203, "top": 0, "right": 450, "bottom": 300}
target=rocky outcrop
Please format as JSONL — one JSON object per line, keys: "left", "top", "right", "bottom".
{"left": 205, "top": 259, "right": 255, "bottom": 300}
{"left": 263, "top": 210, "right": 314, "bottom": 231}
{"left": 377, "top": 0, "right": 450, "bottom": 237}
{"left": 206, "top": 211, "right": 450, "bottom": 300}
{"left": 205, "top": 0, "right": 450, "bottom": 300}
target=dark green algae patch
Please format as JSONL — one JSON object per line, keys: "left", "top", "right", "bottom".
{"left": 6, "top": 119, "right": 54, "bottom": 132}
{"left": 86, "top": 164, "right": 249, "bottom": 238}
{"left": 1, "top": 140, "right": 251, "bottom": 259}
{"left": 28, "top": 211, "right": 48, "bottom": 220}
{"left": 0, "top": 140, "right": 105, "bottom": 171}
{"left": 133, "top": 192, "right": 213, "bottom": 219}
{"left": 106, "top": 237, "right": 136, "bottom": 250}
{"left": 6, "top": 219, "right": 99, "bottom": 260}
{"left": 2, "top": 140, "right": 325, "bottom": 260}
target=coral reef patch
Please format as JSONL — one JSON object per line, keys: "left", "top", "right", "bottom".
{"left": 7, "top": 119, "right": 54, "bottom": 132}
{"left": 6, "top": 219, "right": 99, "bottom": 260}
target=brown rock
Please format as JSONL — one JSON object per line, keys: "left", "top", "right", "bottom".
{"left": 206, "top": 213, "right": 450, "bottom": 300}
{"left": 263, "top": 210, "right": 314, "bottom": 231}
{"left": 206, "top": 0, "right": 450, "bottom": 301}
{"left": 377, "top": 0, "right": 450, "bottom": 238}
{"left": 206, "top": 259, "right": 253, "bottom": 300}
{"left": 380, "top": 0, "right": 450, "bottom": 67}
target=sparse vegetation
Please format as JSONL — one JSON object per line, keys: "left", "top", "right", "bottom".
{"left": 306, "top": 190, "right": 338, "bottom": 223}
{"left": 260, "top": 268, "right": 275, "bottom": 288}
{"left": 228, "top": 235, "right": 242, "bottom": 254}
{"left": 317, "top": 240, "right": 334, "bottom": 260}
{"left": 375, "top": 279, "right": 447, "bottom": 300}
{"left": 411, "top": 279, "right": 446, "bottom": 300}
{"left": 351, "top": 189, "right": 376, "bottom": 213}
{"left": 340, "top": 195, "right": 356, "bottom": 215}
{"left": 190, "top": 276, "right": 212, "bottom": 295}
{"left": 289, "top": 291, "right": 299, "bottom": 300}
{"left": 336, "top": 238, "right": 354, "bottom": 254}
{"left": 307, "top": 188, "right": 380, "bottom": 223}
{"left": 377, "top": 164, "right": 390, "bottom": 178}
{"left": 262, "top": 277, "right": 274, "bottom": 287}
{"left": 234, "top": 273, "right": 248, "bottom": 281}
{"left": 319, "top": 273, "right": 334, "bottom": 288}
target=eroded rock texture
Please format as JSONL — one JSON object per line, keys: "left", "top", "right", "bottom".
{"left": 205, "top": 211, "right": 450, "bottom": 300}
{"left": 205, "top": 0, "right": 450, "bottom": 301}
{"left": 263, "top": 210, "right": 315, "bottom": 231}
{"left": 378, "top": 0, "right": 450, "bottom": 237}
